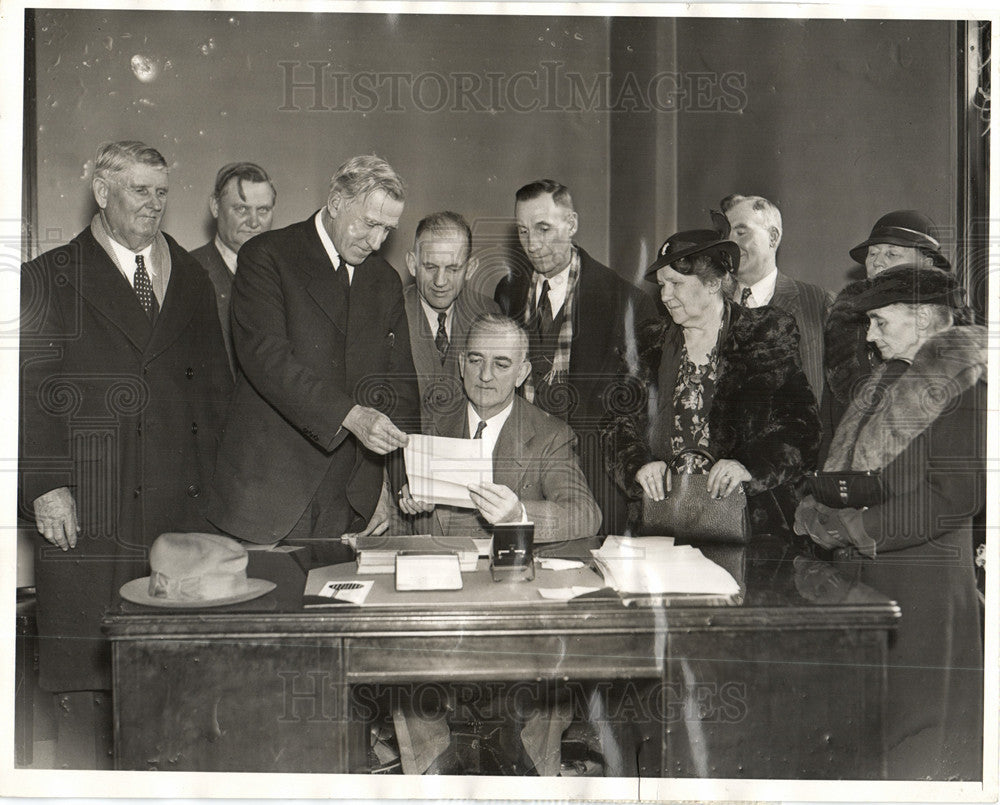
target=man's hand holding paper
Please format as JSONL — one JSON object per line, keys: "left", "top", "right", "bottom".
{"left": 402, "top": 433, "right": 493, "bottom": 509}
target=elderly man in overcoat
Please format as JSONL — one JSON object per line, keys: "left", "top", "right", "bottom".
{"left": 206, "top": 155, "right": 420, "bottom": 544}
{"left": 19, "top": 140, "right": 232, "bottom": 767}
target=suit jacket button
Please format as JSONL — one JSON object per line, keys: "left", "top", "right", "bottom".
{"left": 191, "top": 422, "right": 198, "bottom": 434}
{"left": 187, "top": 484, "right": 201, "bottom": 498}
{"left": 133, "top": 486, "right": 142, "bottom": 498}
{"left": 136, "top": 422, "right": 142, "bottom": 434}
{"left": 185, "top": 367, "right": 194, "bottom": 379}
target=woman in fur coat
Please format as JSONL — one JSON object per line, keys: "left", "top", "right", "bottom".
{"left": 819, "top": 210, "right": 956, "bottom": 462}
{"left": 603, "top": 221, "right": 821, "bottom": 536}
{"left": 795, "top": 266, "right": 985, "bottom": 780}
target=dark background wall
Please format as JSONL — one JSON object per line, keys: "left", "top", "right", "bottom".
{"left": 30, "top": 10, "right": 957, "bottom": 294}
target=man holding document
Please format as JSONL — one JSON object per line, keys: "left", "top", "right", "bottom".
{"left": 398, "top": 314, "right": 601, "bottom": 541}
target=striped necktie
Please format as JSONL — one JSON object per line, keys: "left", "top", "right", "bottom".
{"left": 435, "top": 311, "right": 449, "bottom": 363}
{"left": 473, "top": 421, "right": 486, "bottom": 439}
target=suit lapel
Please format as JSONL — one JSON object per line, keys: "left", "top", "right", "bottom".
{"left": 70, "top": 230, "right": 153, "bottom": 353}
{"left": 771, "top": 271, "right": 802, "bottom": 317}
{"left": 145, "top": 245, "right": 203, "bottom": 360}
{"left": 301, "top": 219, "right": 348, "bottom": 335}
{"left": 494, "top": 397, "right": 533, "bottom": 491}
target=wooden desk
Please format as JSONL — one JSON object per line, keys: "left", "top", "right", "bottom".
{"left": 103, "top": 539, "right": 898, "bottom": 777}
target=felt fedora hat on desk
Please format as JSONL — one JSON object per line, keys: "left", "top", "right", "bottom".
{"left": 120, "top": 532, "right": 275, "bottom": 608}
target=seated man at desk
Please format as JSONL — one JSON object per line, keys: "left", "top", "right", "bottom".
{"left": 398, "top": 313, "right": 601, "bottom": 541}
{"left": 391, "top": 313, "right": 600, "bottom": 775}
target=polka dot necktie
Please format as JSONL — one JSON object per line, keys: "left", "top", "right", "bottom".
{"left": 435, "top": 311, "right": 449, "bottom": 364}
{"left": 740, "top": 286, "right": 754, "bottom": 307}
{"left": 473, "top": 421, "right": 487, "bottom": 439}
{"left": 134, "top": 254, "right": 158, "bottom": 320}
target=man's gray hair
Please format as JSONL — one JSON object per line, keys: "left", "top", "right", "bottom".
{"left": 721, "top": 193, "right": 783, "bottom": 245}
{"left": 466, "top": 313, "right": 529, "bottom": 357}
{"left": 329, "top": 154, "right": 405, "bottom": 204}
{"left": 93, "top": 141, "right": 168, "bottom": 182}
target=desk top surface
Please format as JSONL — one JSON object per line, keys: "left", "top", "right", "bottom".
{"left": 103, "top": 536, "right": 899, "bottom": 638}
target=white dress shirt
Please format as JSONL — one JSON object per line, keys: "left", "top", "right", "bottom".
{"left": 419, "top": 297, "right": 453, "bottom": 340}
{"left": 314, "top": 210, "right": 354, "bottom": 282}
{"left": 533, "top": 260, "right": 572, "bottom": 317}
{"left": 737, "top": 268, "right": 778, "bottom": 308}
{"left": 104, "top": 238, "right": 166, "bottom": 305}
{"left": 465, "top": 400, "right": 528, "bottom": 523}
{"left": 213, "top": 235, "right": 238, "bottom": 275}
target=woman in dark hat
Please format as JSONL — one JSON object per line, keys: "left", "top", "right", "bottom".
{"left": 795, "top": 265, "right": 985, "bottom": 780}
{"left": 820, "top": 211, "right": 964, "bottom": 457}
{"left": 602, "top": 215, "right": 820, "bottom": 536}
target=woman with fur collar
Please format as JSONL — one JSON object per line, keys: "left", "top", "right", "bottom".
{"left": 795, "top": 266, "right": 985, "bottom": 779}
{"left": 820, "top": 210, "right": 960, "bottom": 461}
{"left": 603, "top": 220, "right": 821, "bottom": 536}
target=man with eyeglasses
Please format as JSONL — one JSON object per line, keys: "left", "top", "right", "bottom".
{"left": 19, "top": 140, "right": 232, "bottom": 767}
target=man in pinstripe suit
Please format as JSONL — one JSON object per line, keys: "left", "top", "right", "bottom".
{"left": 722, "top": 193, "right": 832, "bottom": 402}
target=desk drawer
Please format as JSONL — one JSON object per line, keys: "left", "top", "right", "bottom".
{"left": 346, "top": 632, "right": 663, "bottom": 682}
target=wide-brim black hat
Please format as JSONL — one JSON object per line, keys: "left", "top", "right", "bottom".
{"left": 849, "top": 209, "right": 950, "bottom": 269}
{"left": 645, "top": 211, "right": 741, "bottom": 279}
{"left": 850, "top": 264, "right": 964, "bottom": 313}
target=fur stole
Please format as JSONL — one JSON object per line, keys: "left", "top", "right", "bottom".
{"left": 824, "top": 325, "right": 986, "bottom": 471}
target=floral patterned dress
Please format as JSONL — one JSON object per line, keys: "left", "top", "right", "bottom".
{"left": 669, "top": 343, "right": 719, "bottom": 472}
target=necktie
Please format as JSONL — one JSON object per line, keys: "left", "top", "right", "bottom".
{"left": 134, "top": 254, "right": 158, "bottom": 320}
{"left": 335, "top": 256, "right": 350, "bottom": 300}
{"left": 536, "top": 279, "right": 553, "bottom": 332}
{"left": 473, "top": 421, "right": 487, "bottom": 439}
{"left": 435, "top": 311, "right": 449, "bottom": 363}
{"left": 739, "top": 286, "right": 753, "bottom": 307}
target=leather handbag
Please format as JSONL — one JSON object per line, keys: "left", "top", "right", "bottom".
{"left": 806, "top": 470, "right": 884, "bottom": 509}
{"left": 636, "top": 448, "right": 751, "bottom": 544}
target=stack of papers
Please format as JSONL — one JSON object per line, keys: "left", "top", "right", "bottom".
{"left": 592, "top": 535, "right": 741, "bottom": 597}
{"left": 356, "top": 534, "right": 479, "bottom": 574}
{"left": 404, "top": 434, "right": 493, "bottom": 508}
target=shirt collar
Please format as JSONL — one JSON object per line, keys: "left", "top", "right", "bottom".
{"left": 314, "top": 209, "right": 345, "bottom": 269}
{"left": 741, "top": 268, "right": 778, "bottom": 305}
{"left": 534, "top": 257, "right": 572, "bottom": 290}
{"left": 105, "top": 236, "right": 154, "bottom": 276}
{"left": 213, "top": 235, "right": 239, "bottom": 275}
{"left": 467, "top": 399, "right": 514, "bottom": 438}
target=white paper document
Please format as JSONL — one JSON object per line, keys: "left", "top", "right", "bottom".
{"left": 403, "top": 433, "right": 494, "bottom": 508}
{"left": 592, "top": 535, "right": 740, "bottom": 597}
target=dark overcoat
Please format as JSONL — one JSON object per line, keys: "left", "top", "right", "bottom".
{"left": 19, "top": 227, "right": 233, "bottom": 691}
{"left": 205, "top": 213, "right": 420, "bottom": 543}
{"left": 824, "top": 325, "right": 986, "bottom": 779}
{"left": 190, "top": 240, "right": 236, "bottom": 376}
{"left": 495, "top": 246, "right": 658, "bottom": 534}
{"left": 604, "top": 301, "right": 821, "bottom": 535}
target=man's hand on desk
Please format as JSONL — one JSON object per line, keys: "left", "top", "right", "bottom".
{"left": 398, "top": 483, "right": 434, "bottom": 516}
{"left": 33, "top": 486, "right": 79, "bottom": 551}
{"left": 343, "top": 482, "right": 392, "bottom": 541}
{"left": 342, "top": 405, "right": 409, "bottom": 455}
{"left": 467, "top": 482, "right": 525, "bottom": 525}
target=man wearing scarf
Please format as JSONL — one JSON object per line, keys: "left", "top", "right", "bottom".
{"left": 19, "top": 140, "right": 232, "bottom": 767}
